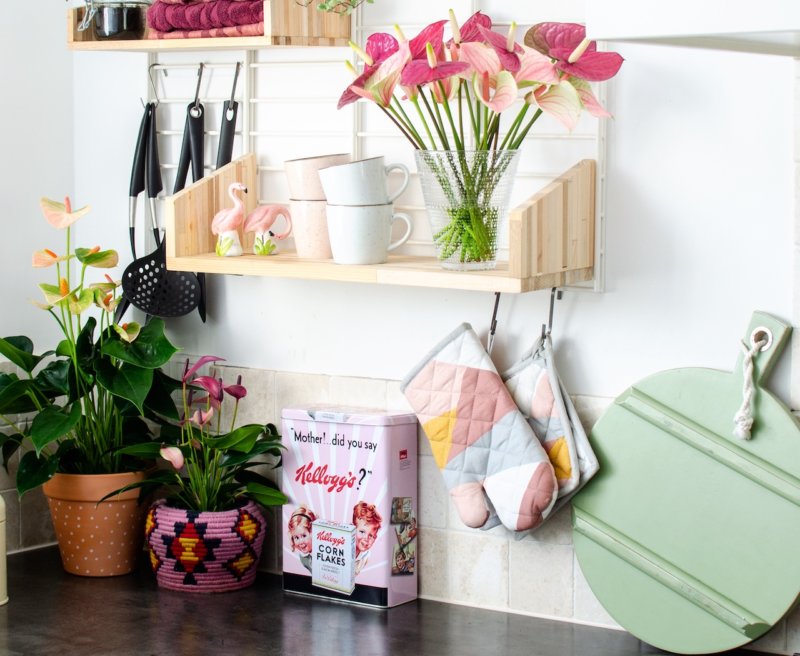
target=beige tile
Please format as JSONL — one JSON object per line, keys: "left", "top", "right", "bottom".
{"left": 217, "top": 365, "right": 277, "bottom": 427}
{"left": 2, "top": 491, "right": 20, "bottom": 553}
{"left": 418, "top": 526, "right": 449, "bottom": 599}
{"left": 274, "top": 372, "right": 330, "bottom": 417}
{"left": 328, "top": 376, "right": 388, "bottom": 409}
{"left": 385, "top": 380, "right": 413, "bottom": 413}
{"left": 508, "top": 538, "right": 573, "bottom": 618}
{"left": 573, "top": 554, "right": 620, "bottom": 628}
{"left": 418, "top": 455, "right": 447, "bottom": 530}
{"left": 0, "top": 449, "right": 17, "bottom": 491}
{"left": 527, "top": 503, "right": 574, "bottom": 546}
{"left": 571, "top": 395, "right": 612, "bottom": 431}
{"left": 20, "top": 487, "right": 55, "bottom": 549}
{"left": 446, "top": 530, "right": 508, "bottom": 608}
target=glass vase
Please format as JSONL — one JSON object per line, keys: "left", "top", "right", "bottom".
{"left": 415, "top": 149, "right": 520, "bottom": 271}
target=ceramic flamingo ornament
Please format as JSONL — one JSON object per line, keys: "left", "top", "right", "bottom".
{"left": 243, "top": 204, "right": 293, "bottom": 255}
{"left": 211, "top": 182, "right": 247, "bottom": 257}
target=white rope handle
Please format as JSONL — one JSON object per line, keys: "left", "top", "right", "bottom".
{"left": 733, "top": 333, "right": 769, "bottom": 440}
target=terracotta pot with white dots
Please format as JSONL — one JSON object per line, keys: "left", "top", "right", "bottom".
{"left": 42, "top": 472, "right": 146, "bottom": 577}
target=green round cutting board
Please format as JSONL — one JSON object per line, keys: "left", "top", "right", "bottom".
{"left": 572, "top": 312, "right": 800, "bottom": 654}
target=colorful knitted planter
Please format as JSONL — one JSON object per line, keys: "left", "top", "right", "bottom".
{"left": 145, "top": 499, "right": 266, "bottom": 592}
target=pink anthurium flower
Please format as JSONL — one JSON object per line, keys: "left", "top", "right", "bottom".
{"left": 525, "top": 22, "right": 623, "bottom": 82}
{"left": 571, "top": 78, "right": 612, "bottom": 118}
{"left": 189, "top": 407, "right": 214, "bottom": 427}
{"left": 478, "top": 24, "right": 523, "bottom": 73}
{"left": 338, "top": 32, "right": 399, "bottom": 109}
{"left": 515, "top": 45, "right": 561, "bottom": 87}
{"left": 192, "top": 375, "right": 225, "bottom": 409}
{"left": 349, "top": 41, "right": 411, "bottom": 107}
{"left": 473, "top": 70, "right": 518, "bottom": 113}
{"left": 224, "top": 375, "right": 247, "bottom": 401}
{"left": 32, "top": 249, "right": 68, "bottom": 268}
{"left": 160, "top": 446, "right": 185, "bottom": 470}
{"left": 407, "top": 19, "right": 448, "bottom": 60}
{"left": 447, "top": 10, "right": 492, "bottom": 49}
{"left": 39, "top": 197, "right": 91, "bottom": 230}
{"left": 183, "top": 355, "right": 224, "bottom": 383}
{"left": 526, "top": 79, "right": 583, "bottom": 131}
{"left": 401, "top": 42, "right": 470, "bottom": 88}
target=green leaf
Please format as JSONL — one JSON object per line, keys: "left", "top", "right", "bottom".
{"left": 101, "top": 318, "right": 178, "bottom": 369}
{"left": 244, "top": 481, "right": 288, "bottom": 507}
{"left": 29, "top": 403, "right": 82, "bottom": 455}
{"left": 35, "top": 359, "right": 71, "bottom": 396}
{"left": 143, "top": 369, "right": 181, "bottom": 422}
{"left": 75, "top": 247, "right": 118, "bottom": 268}
{"left": 17, "top": 450, "right": 58, "bottom": 496}
{"left": 115, "top": 441, "right": 165, "bottom": 459}
{"left": 221, "top": 440, "right": 284, "bottom": 468}
{"left": 0, "top": 377, "right": 51, "bottom": 414}
{"left": 94, "top": 358, "right": 153, "bottom": 414}
{"left": 207, "top": 424, "right": 263, "bottom": 453}
{"left": 0, "top": 433, "right": 22, "bottom": 472}
{"left": 0, "top": 336, "right": 46, "bottom": 374}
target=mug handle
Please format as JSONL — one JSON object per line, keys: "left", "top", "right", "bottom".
{"left": 385, "top": 163, "right": 410, "bottom": 204}
{"left": 388, "top": 212, "right": 413, "bottom": 252}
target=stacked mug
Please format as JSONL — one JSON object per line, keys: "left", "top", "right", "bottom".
{"left": 284, "top": 153, "right": 351, "bottom": 259}
{"left": 318, "top": 157, "right": 413, "bottom": 265}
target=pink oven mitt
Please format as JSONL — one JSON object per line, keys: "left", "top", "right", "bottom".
{"left": 401, "top": 323, "right": 557, "bottom": 532}
{"left": 502, "top": 333, "right": 599, "bottom": 511}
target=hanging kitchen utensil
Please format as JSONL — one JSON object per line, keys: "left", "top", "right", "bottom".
{"left": 171, "top": 64, "right": 209, "bottom": 322}
{"left": 120, "top": 106, "right": 201, "bottom": 318}
{"left": 215, "top": 62, "right": 240, "bottom": 169}
{"left": 571, "top": 311, "right": 800, "bottom": 654}
{"left": 114, "top": 101, "right": 152, "bottom": 323}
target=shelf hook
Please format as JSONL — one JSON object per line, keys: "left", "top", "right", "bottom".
{"left": 147, "top": 63, "right": 165, "bottom": 107}
{"left": 193, "top": 62, "right": 205, "bottom": 113}
{"left": 542, "top": 287, "right": 563, "bottom": 339}
{"left": 487, "top": 291, "right": 501, "bottom": 355}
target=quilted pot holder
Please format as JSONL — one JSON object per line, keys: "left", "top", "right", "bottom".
{"left": 401, "top": 323, "right": 557, "bottom": 532}
{"left": 502, "top": 333, "right": 598, "bottom": 511}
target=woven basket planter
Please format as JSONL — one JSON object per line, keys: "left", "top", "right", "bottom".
{"left": 145, "top": 499, "right": 266, "bottom": 592}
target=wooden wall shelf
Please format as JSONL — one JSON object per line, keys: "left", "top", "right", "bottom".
{"left": 164, "top": 154, "right": 596, "bottom": 294}
{"left": 67, "top": 1, "right": 350, "bottom": 51}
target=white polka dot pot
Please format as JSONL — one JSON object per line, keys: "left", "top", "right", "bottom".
{"left": 145, "top": 499, "right": 266, "bottom": 593}
{"left": 42, "top": 472, "right": 146, "bottom": 577}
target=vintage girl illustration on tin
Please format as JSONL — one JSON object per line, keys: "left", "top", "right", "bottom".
{"left": 353, "top": 501, "right": 382, "bottom": 575}
{"left": 288, "top": 506, "right": 317, "bottom": 572}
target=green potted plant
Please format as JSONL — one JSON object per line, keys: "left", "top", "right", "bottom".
{"left": 296, "top": 0, "right": 373, "bottom": 14}
{"left": 117, "top": 355, "right": 287, "bottom": 592}
{"left": 0, "top": 196, "right": 179, "bottom": 577}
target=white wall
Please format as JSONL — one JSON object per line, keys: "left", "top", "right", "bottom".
{"left": 1, "top": 4, "right": 794, "bottom": 407}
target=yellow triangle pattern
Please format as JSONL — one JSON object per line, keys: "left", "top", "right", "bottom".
{"left": 423, "top": 408, "right": 458, "bottom": 470}
{"left": 546, "top": 437, "right": 572, "bottom": 481}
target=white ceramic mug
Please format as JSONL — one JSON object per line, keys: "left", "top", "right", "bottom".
{"left": 284, "top": 153, "right": 350, "bottom": 201}
{"left": 326, "top": 204, "right": 413, "bottom": 265}
{"left": 289, "top": 200, "right": 333, "bottom": 259}
{"left": 319, "top": 156, "right": 410, "bottom": 206}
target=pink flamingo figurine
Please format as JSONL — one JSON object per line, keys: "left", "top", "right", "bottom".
{"left": 211, "top": 182, "right": 247, "bottom": 257}
{"left": 243, "top": 204, "right": 292, "bottom": 256}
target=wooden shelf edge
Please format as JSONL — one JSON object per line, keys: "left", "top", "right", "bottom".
{"left": 165, "top": 253, "right": 591, "bottom": 294}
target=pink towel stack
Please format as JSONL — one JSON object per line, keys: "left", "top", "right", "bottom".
{"left": 147, "top": 0, "right": 264, "bottom": 39}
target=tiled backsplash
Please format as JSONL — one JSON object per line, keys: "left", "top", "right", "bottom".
{"left": 8, "top": 361, "right": 798, "bottom": 654}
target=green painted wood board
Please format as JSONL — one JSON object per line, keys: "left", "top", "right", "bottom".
{"left": 572, "top": 312, "right": 800, "bottom": 654}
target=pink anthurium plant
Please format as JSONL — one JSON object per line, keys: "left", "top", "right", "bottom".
{"left": 0, "top": 197, "right": 180, "bottom": 496}
{"left": 114, "top": 355, "right": 287, "bottom": 512}
{"left": 338, "top": 12, "right": 623, "bottom": 265}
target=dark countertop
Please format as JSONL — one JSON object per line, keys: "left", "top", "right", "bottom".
{"left": 0, "top": 547, "right": 759, "bottom": 656}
